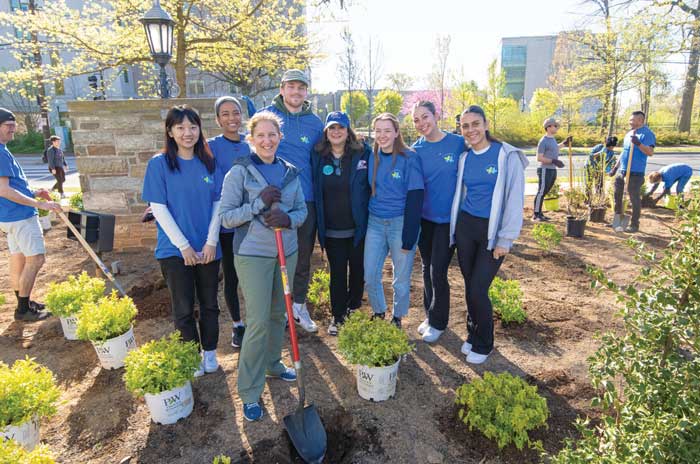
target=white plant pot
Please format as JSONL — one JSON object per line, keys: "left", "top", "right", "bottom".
{"left": 39, "top": 215, "right": 51, "bottom": 231}
{"left": 144, "top": 381, "right": 194, "bottom": 425}
{"left": 1, "top": 415, "right": 40, "bottom": 450}
{"left": 59, "top": 316, "right": 79, "bottom": 340}
{"left": 356, "top": 359, "right": 400, "bottom": 402}
{"left": 91, "top": 326, "right": 137, "bottom": 370}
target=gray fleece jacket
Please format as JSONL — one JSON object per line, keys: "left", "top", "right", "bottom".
{"left": 219, "top": 155, "right": 307, "bottom": 258}
{"left": 449, "top": 142, "right": 528, "bottom": 251}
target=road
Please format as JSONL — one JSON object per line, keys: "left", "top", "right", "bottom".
{"left": 13, "top": 153, "right": 80, "bottom": 191}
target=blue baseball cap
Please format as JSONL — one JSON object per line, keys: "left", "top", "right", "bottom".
{"left": 324, "top": 111, "right": 350, "bottom": 130}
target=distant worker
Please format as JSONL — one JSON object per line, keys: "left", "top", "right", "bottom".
{"left": 584, "top": 136, "right": 617, "bottom": 200}
{"left": 532, "top": 117, "right": 571, "bottom": 221}
{"left": 46, "top": 135, "right": 68, "bottom": 198}
{"left": 646, "top": 163, "right": 693, "bottom": 204}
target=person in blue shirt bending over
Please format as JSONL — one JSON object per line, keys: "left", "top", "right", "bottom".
{"left": 142, "top": 105, "right": 223, "bottom": 378}
{"left": 584, "top": 136, "right": 617, "bottom": 201}
{"left": 260, "top": 69, "right": 324, "bottom": 334}
{"left": 411, "top": 101, "right": 465, "bottom": 343}
{"left": 646, "top": 163, "right": 694, "bottom": 204}
{"left": 610, "top": 111, "right": 656, "bottom": 233}
{"left": 449, "top": 106, "right": 528, "bottom": 365}
{"left": 208, "top": 96, "right": 251, "bottom": 350}
{"left": 365, "top": 113, "right": 424, "bottom": 329}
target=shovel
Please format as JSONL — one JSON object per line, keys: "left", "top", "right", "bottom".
{"left": 612, "top": 132, "right": 635, "bottom": 231}
{"left": 273, "top": 228, "right": 327, "bottom": 464}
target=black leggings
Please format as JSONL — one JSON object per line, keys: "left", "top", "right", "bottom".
{"left": 219, "top": 232, "right": 241, "bottom": 322}
{"left": 455, "top": 211, "right": 504, "bottom": 355}
{"left": 533, "top": 168, "right": 557, "bottom": 214}
{"left": 418, "top": 219, "right": 455, "bottom": 330}
{"left": 325, "top": 237, "right": 364, "bottom": 324}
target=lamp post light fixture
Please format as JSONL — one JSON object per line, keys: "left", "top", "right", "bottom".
{"left": 140, "top": 0, "right": 175, "bottom": 98}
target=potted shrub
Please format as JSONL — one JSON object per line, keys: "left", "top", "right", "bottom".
{"left": 36, "top": 192, "right": 61, "bottom": 231}
{"left": 0, "top": 438, "right": 56, "bottom": 463}
{"left": 564, "top": 186, "right": 588, "bottom": 238}
{"left": 543, "top": 180, "right": 560, "bottom": 212}
{"left": 0, "top": 358, "right": 60, "bottom": 450}
{"left": 123, "top": 332, "right": 201, "bottom": 425}
{"left": 337, "top": 311, "right": 412, "bottom": 401}
{"left": 584, "top": 169, "right": 608, "bottom": 223}
{"left": 76, "top": 291, "right": 138, "bottom": 369}
{"left": 664, "top": 194, "right": 679, "bottom": 210}
{"left": 45, "top": 272, "right": 105, "bottom": 340}
{"left": 68, "top": 191, "right": 83, "bottom": 211}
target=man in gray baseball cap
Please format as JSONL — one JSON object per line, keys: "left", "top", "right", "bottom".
{"left": 532, "top": 117, "right": 572, "bottom": 221}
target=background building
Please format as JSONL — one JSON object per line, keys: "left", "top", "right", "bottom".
{"left": 500, "top": 35, "right": 558, "bottom": 106}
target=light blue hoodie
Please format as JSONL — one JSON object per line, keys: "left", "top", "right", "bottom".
{"left": 449, "top": 142, "right": 528, "bottom": 251}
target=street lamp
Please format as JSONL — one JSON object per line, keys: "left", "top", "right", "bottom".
{"left": 140, "top": 1, "right": 175, "bottom": 98}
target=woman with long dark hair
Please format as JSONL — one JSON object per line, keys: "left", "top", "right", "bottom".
{"left": 312, "top": 111, "right": 371, "bottom": 335}
{"left": 364, "top": 113, "right": 423, "bottom": 328}
{"left": 449, "top": 105, "right": 527, "bottom": 364}
{"left": 142, "top": 104, "right": 222, "bottom": 377}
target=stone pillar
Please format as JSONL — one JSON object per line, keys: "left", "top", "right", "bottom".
{"left": 68, "top": 98, "right": 221, "bottom": 251}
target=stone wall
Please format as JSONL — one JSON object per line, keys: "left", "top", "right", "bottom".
{"left": 68, "top": 98, "right": 223, "bottom": 251}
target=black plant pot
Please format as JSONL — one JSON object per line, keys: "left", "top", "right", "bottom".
{"left": 589, "top": 207, "right": 606, "bottom": 223}
{"left": 566, "top": 216, "right": 587, "bottom": 238}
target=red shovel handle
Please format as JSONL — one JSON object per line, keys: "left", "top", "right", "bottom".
{"left": 274, "top": 228, "right": 301, "bottom": 363}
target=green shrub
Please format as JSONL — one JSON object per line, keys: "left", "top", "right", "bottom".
{"left": 76, "top": 291, "right": 137, "bottom": 342}
{"left": 68, "top": 192, "right": 83, "bottom": 211}
{"left": 531, "top": 223, "right": 562, "bottom": 252}
{"left": 544, "top": 180, "right": 560, "bottom": 200}
{"left": 212, "top": 456, "right": 231, "bottom": 464}
{"left": 0, "top": 439, "right": 55, "bottom": 464}
{"left": 0, "top": 294, "right": 5, "bottom": 306}
{"left": 306, "top": 268, "right": 330, "bottom": 310}
{"left": 0, "top": 358, "right": 61, "bottom": 428}
{"left": 45, "top": 272, "right": 105, "bottom": 318}
{"left": 35, "top": 192, "right": 60, "bottom": 217}
{"left": 123, "top": 332, "right": 201, "bottom": 397}
{"left": 337, "top": 311, "right": 412, "bottom": 367}
{"left": 489, "top": 277, "right": 526, "bottom": 324}
{"left": 6, "top": 131, "right": 43, "bottom": 154}
{"left": 455, "top": 371, "right": 549, "bottom": 450}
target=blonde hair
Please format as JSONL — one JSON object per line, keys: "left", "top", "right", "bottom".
{"left": 246, "top": 111, "right": 283, "bottom": 139}
{"left": 371, "top": 112, "right": 412, "bottom": 196}
{"left": 648, "top": 171, "right": 662, "bottom": 184}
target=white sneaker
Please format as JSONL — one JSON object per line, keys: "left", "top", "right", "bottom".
{"left": 466, "top": 351, "right": 489, "bottom": 365}
{"left": 292, "top": 303, "right": 318, "bottom": 333}
{"left": 203, "top": 350, "right": 219, "bottom": 373}
{"left": 421, "top": 326, "right": 443, "bottom": 343}
{"left": 417, "top": 318, "right": 429, "bottom": 335}
{"left": 460, "top": 341, "right": 472, "bottom": 355}
{"left": 194, "top": 360, "right": 205, "bottom": 378}
{"left": 614, "top": 226, "right": 624, "bottom": 233}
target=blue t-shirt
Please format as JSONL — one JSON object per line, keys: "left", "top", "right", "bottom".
{"left": 0, "top": 144, "right": 36, "bottom": 222}
{"left": 585, "top": 144, "right": 615, "bottom": 173}
{"left": 255, "top": 156, "right": 287, "bottom": 188}
{"left": 660, "top": 163, "right": 693, "bottom": 190}
{"left": 142, "top": 154, "right": 222, "bottom": 260}
{"left": 368, "top": 150, "right": 423, "bottom": 218}
{"left": 412, "top": 132, "right": 464, "bottom": 223}
{"left": 460, "top": 143, "right": 502, "bottom": 219}
{"left": 209, "top": 134, "right": 251, "bottom": 233}
{"left": 619, "top": 126, "right": 656, "bottom": 174}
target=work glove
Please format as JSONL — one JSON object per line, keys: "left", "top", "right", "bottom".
{"left": 552, "top": 159, "right": 565, "bottom": 168}
{"left": 630, "top": 135, "right": 641, "bottom": 146}
{"left": 258, "top": 186, "right": 282, "bottom": 208}
{"left": 263, "top": 208, "right": 291, "bottom": 228}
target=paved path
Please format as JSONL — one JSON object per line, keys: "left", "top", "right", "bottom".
{"left": 13, "top": 153, "right": 80, "bottom": 192}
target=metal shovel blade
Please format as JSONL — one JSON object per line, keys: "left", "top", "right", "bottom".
{"left": 283, "top": 404, "right": 326, "bottom": 464}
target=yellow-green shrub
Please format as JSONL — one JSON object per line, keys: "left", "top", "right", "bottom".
{"left": 0, "top": 439, "right": 55, "bottom": 464}
{"left": 306, "top": 268, "right": 330, "bottom": 310}
{"left": 489, "top": 277, "right": 526, "bottom": 324}
{"left": 76, "top": 291, "right": 137, "bottom": 342}
{"left": 0, "top": 358, "right": 60, "bottom": 428}
{"left": 337, "top": 311, "right": 412, "bottom": 367}
{"left": 45, "top": 272, "right": 105, "bottom": 318}
{"left": 531, "top": 223, "right": 562, "bottom": 252}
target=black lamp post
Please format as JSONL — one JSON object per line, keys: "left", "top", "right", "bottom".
{"left": 140, "top": 1, "right": 175, "bottom": 98}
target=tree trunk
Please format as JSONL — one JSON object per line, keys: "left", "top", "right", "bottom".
{"left": 608, "top": 83, "right": 619, "bottom": 138}
{"left": 679, "top": 18, "right": 700, "bottom": 132}
{"left": 29, "top": 0, "right": 50, "bottom": 148}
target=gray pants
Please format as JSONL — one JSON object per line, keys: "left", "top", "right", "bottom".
{"left": 614, "top": 173, "right": 644, "bottom": 228}
{"left": 293, "top": 201, "right": 317, "bottom": 304}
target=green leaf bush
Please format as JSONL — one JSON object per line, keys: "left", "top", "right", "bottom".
{"left": 68, "top": 192, "right": 83, "bottom": 211}
{"left": 455, "top": 372, "right": 549, "bottom": 450}
{"left": 76, "top": 291, "right": 137, "bottom": 342}
{"left": 123, "top": 332, "right": 201, "bottom": 397}
{"left": 306, "top": 268, "right": 330, "bottom": 310}
{"left": 337, "top": 311, "right": 412, "bottom": 367}
{"left": 212, "top": 456, "right": 231, "bottom": 464}
{"left": 0, "top": 439, "right": 55, "bottom": 464}
{"left": 489, "top": 277, "right": 526, "bottom": 324}
{"left": 45, "top": 272, "right": 105, "bottom": 318}
{"left": 531, "top": 223, "right": 562, "bottom": 253}
{"left": 0, "top": 358, "right": 60, "bottom": 428}
{"left": 544, "top": 180, "right": 560, "bottom": 200}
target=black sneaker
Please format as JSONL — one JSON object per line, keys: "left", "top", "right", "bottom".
{"left": 532, "top": 214, "right": 542, "bottom": 221}
{"left": 539, "top": 213, "right": 550, "bottom": 221}
{"left": 624, "top": 225, "right": 639, "bottom": 233}
{"left": 29, "top": 300, "right": 45, "bottom": 311}
{"left": 14, "top": 306, "right": 51, "bottom": 322}
{"left": 231, "top": 325, "right": 245, "bottom": 348}
{"left": 391, "top": 316, "right": 402, "bottom": 328}
{"left": 371, "top": 312, "right": 386, "bottom": 321}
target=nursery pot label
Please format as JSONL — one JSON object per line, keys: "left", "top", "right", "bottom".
{"left": 144, "top": 381, "right": 194, "bottom": 425}
{"left": 92, "top": 326, "right": 136, "bottom": 370}
{"left": 60, "top": 316, "right": 79, "bottom": 340}
{"left": 356, "top": 360, "right": 400, "bottom": 402}
{"left": 1, "top": 415, "right": 40, "bottom": 451}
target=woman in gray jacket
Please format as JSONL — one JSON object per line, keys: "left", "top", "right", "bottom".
{"left": 449, "top": 105, "right": 527, "bottom": 365}
{"left": 219, "top": 111, "right": 307, "bottom": 422}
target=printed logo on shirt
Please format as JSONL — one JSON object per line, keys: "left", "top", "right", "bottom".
{"left": 391, "top": 169, "right": 401, "bottom": 180}
{"left": 202, "top": 175, "right": 214, "bottom": 184}
{"left": 485, "top": 165, "right": 498, "bottom": 175}
{"left": 322, "top": 165, "right": 334, "bottom": 176}
{"left": 356, "top": 160, "right": 367, "bottom": 170}
{"left": 443, "top": 153, "right": 455, "bottom": 163}
{"left": 300, "top": 135, "right": 310, "bottom": 144}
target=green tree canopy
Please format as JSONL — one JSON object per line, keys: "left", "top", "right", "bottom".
{"left": 374, "top": 89, "right": 403, "bottom": 117}
{"left": 340, "top": 91, "right": 369, "bottom": 125}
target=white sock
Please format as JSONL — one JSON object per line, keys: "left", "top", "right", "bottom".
{"left": 233, "top": 321, "right": 244, "bottom": 328}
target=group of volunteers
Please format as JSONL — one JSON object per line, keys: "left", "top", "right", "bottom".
{"left": 137, "top": 69, "right": 527, "bottom": 421}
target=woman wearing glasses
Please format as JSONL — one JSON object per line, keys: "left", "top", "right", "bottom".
{"left": 312, "top": 112, "right": 371, "bottom": 335}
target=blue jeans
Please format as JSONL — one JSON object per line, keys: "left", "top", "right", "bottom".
{"left": 364, "top": 214, "right": 417, "bottom": 319}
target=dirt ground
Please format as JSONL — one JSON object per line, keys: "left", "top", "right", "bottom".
{"left": 0, "top": 203, "right": 678, "bottom": 464}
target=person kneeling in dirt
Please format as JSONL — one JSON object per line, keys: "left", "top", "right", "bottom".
{"left": 219, "top": 111, "right": 308, "bottom": 422}
{"left": 646, "top": 163, "right": 693, "bottom": 205}
{"left": 0, "top": 108, "right": 60, "bottom": 321}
